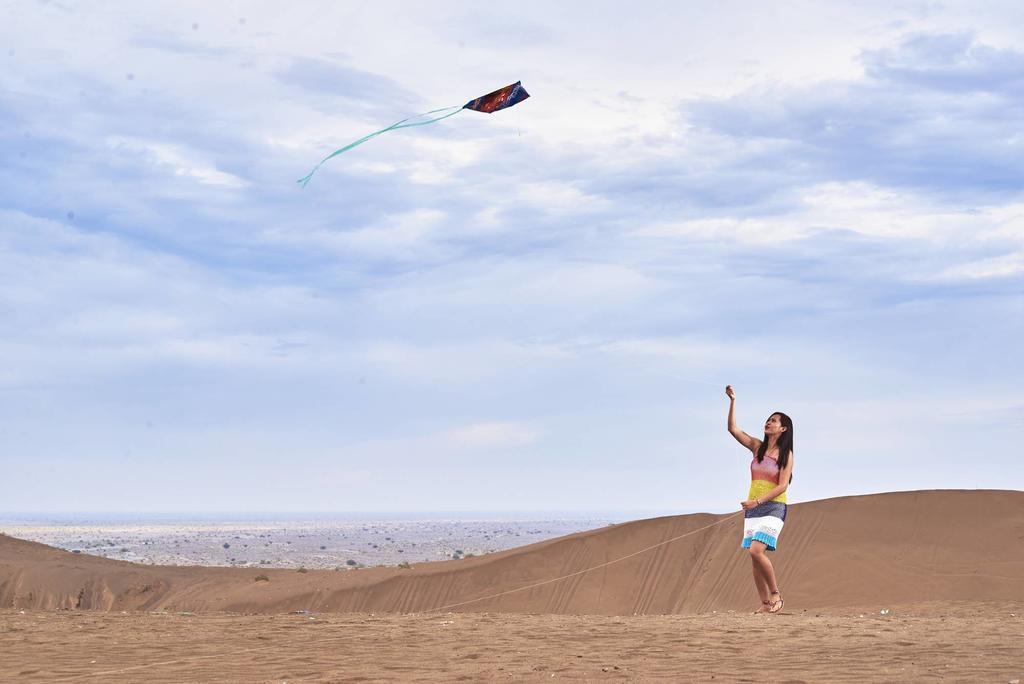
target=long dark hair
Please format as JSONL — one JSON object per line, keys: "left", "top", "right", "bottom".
{"left": 757, "top": 411, "right": 793, "bottom": 483}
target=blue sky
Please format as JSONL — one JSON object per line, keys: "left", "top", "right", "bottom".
{"left": 1, "top": 1, "right": 1021, "bottom": 513}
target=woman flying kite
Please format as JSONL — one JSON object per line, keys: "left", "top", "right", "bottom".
{"left": 726, "top": 384, "right": 794, "bottom": 614}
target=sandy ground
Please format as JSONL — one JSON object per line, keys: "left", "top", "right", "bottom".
{"left": 2, "top": 492, "right": 1022, "bottom": 681}
{"left": 2, "top": 602, "right": 1021, "bottom": 682}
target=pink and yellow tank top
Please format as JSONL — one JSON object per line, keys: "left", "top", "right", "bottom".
{"left": 748, "top": 451, "right": 787, "bottom": 504}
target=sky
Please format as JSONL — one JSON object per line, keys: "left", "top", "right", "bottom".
{"left": 1, "top": 0, "right": 1021, "bottom": 514}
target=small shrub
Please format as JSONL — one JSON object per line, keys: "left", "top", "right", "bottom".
{"left": 345, "top": 559, "right": 357, "bottom": 566}
{"left": 297, "top": 567, "right": 308, "bottom": 573}
{"left": 222, "top": 543, "right": 230, "bottom": 549}
{"left": 397, "top": 561, "right": 412, "bottom": 569}
{"left": 254, "top": 574, "right": 270, "bottom": 582}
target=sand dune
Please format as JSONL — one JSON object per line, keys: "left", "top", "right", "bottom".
{"left": 2, "top": 490, "right": 1022, "bottom": 616}
{"left": 2, "top": 490, "right": 1023, "bottom": 681}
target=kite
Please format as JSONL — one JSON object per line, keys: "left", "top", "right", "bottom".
{"left": 297, "top": 81, "right": 530, "bottom": 187}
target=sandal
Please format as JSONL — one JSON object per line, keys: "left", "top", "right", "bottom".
{"left": 753, "top": 599, "right": 771, "bottom": 614}
{"left": 768, "top": 591, "right": 784, "bottom": 614}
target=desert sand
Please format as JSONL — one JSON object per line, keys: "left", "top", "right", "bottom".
{"left": 1, "top": 490, "right": 1022, "bottom": 682}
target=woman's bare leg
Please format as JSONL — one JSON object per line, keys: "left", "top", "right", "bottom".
{"left": 748, "top": 541, "right": 780, "bottom": 609}
{"left": 750, "top": 553, "right": 771, "bottom": 611}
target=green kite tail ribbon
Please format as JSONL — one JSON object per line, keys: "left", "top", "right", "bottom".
{"left": 297, "top": 106, "right": 464, "bottom": 187}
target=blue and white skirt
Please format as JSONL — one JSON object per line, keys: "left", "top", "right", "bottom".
{"left": 741, "top": 501, "right": 788, "bottom": 552}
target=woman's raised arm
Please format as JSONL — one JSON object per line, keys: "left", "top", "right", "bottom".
{"left": 726, "top": 385, "right": 758, "bottom": 452}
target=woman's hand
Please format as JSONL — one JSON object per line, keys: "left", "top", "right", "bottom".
{"left": 741, "top": 499, "right": 760, "bottom": 510}
{"left": 725, "top": 385, "right": 736, "bottom": 400}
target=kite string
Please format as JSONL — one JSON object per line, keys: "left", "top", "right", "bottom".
{"left": 676, "top": 376, "right": 724, "bottom": 389}
{"left": 424, "top": 510, "right": 744, "bottom": 613}
{"left": 297, "top": 106, "right": 464, "bottom": 187}
{"left": 55, "top": 648, "right": 267, "bottom": 682}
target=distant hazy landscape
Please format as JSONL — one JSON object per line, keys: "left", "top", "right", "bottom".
{"left": 0, "top": 513, "right": 631, "bottom": 569}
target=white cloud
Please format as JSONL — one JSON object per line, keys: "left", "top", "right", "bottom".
{"left": 515, "top": 180, "right": 612, "bottom": 215}
{"left": 443, "top": 421, "right": 540, "bottom": 449}
{"left": 105, "top": 136, "right": 247, "bottom": 188}
{"left": 359, "top": 339, "right": 570, "bottom": 385}
{"left": 597, "top": 337, "right": 763, "bottom": 368}
{"left": 635, "top": 183, "right": 1024, "bottom": 282}
{"left": 333, "top": 208, "right": 449, "bottom": 254}
{"left": 259, "top": 209, "right": 450, "bottom": 260}
{"left": 935, "top": 251, "right": 1024, "bottom": 280}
